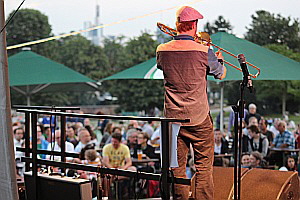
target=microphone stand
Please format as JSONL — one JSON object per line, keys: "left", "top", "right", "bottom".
{"left": 233, "top": 54, "right": 253, "bottom": 200}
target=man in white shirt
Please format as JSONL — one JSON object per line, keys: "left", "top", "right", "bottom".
{"left": 14, "top": 127, "right": 24, "bottom": 159}
{"left": 74, "top": 128, "right": 94, "bottom": 153}
{"left": 46, "top": 130, "right": 74, "bottom": 161}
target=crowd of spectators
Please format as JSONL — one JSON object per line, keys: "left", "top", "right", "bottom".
{"left": 12, "top": 112, "right": 162, "bottom": 198}
{"left": 11, "top": 103, "right": 300, "bottom": 198}
{"left": 214, "top": 103, "right": 299, "bottom": 172}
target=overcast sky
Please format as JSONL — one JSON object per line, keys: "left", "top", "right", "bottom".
{"left": 4, "top": 0, "right": 300, "bottom": 39}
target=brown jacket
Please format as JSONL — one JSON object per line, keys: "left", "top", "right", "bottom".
{"left": 156, "top": 38, "right": 224, "bottom": 126}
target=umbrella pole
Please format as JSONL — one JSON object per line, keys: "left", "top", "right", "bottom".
{"left": 26, "top": 85, "right": 31, "bottom": 106}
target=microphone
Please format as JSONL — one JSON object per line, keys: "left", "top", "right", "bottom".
{"left": 238, "top": 54, "right": 254, "bottom": 93}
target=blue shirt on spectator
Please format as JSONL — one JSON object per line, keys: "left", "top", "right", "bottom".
{"left": 273, "top": 130, "right": 295, "bottom": 149}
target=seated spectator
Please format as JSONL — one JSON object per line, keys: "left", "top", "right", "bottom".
{"left": 259, "top": 119, "right": 274, "bottom": 146}
{"left": 102, "top": 132, "right": 135, "bottom": 171}
{"left": 46, "top": 130, "right": 75, "bottom": 161}
{"left": 85, "top": 125, "right": 98, "bottom": 145}
{"left": 247, "top": 125, "right": 269, "bottom": 158}
{"left": 13, "top": 127, "right": 24, "bottom": 159}
{"left": 133, "top": 132, "right": 159, "bottom": 164}
{"left": 272, "top": 121, "right": 295, "bottom": 149}
{"left": 102, "top": 132, "right": 136, "bottom": 199}
{"left": 249, "top": 151, "right": 263, "bottom": 168}
{"left": 279, "top": 156, "right": 297, "bottom": 172}
{"left": 150, "top": 127, "right": 161, "bottom": 146}
{"left": 100, "top": 122, "right": 113, "bottom": 148}
{"left": 104, "top": 126, "right": 122, "bottom": 146}
{"left": 37, "top": 125, "right": 49, "bottom": 159}
{"left": 75, "top": 128, "right": 95, "bottom": 153}
{"left": 243, "top": 116, "right": 258, "bottom": 137}
{"left": 73, "top": 149, "right": 102, "bottom": 180}
{"left": 66, "top": 126, "right": 78, "bottom": 147}
{"left": 142, "top": 121, "right": 155, "bottom": 138}
{"left": 126, "top": 129, "right": 139, "bottom": 156}
{"left": 241, "top": 153, "right": 251, "bottom": 168}
{"left": 269, "top": 118, "right": 280, "bottom": 138}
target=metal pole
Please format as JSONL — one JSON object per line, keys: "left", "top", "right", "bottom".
{"left": 60, "top": 115, "right": 66, "bottom": 173}
{"left": 161, "top": 121, "right": 170, "bottom": 199}
{"left": 24, "top": 112, "right": 31, "bottom": 171}
{"left": 220, "top": 82, "right": 224, "bottom": 132}
{"left": 31, "top": 113, "right": 38, "bottom": 200}
{"left": 0, "top": 1, "right": 19, "bottom": 199}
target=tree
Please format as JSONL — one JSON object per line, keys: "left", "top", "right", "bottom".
{"left": 124, "top": 31, "right": 159, "bottom": 68}
{"left": 245, "top": 10, "right": 300, "bottom": 52}
{"left": 6, "top": 9, "right": 54, "bottom": 56}
{"left": 102, "top": 36, "right": 130, "bottom": 72}
{"left": 103, "top": 32, "right": 164, "bottom": 114}
{"left": 204, "top": 16, "right": 233, "bottom": 34}
{"left": 55, "top": 35, "right": 110, "bottom": 80}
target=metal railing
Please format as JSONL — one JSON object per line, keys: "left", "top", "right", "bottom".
{"left": 16, "top": 106, "right": 190, "bottom": 200}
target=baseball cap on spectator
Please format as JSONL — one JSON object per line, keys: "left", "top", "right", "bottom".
{"left": 176, "top": 6, "right": 203, "bottom": 22}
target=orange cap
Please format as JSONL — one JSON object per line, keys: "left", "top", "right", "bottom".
{"left": 176, "top": 6, "right": 203, "bottom": 22}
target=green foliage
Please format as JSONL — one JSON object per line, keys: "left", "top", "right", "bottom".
{"left": 204, "top": 16, "right": 233, "bottom": 34}
{"left": 245, "top": 10, "right": 300, "bottom": 52}
{"left": 102, "top": 32, "right": 163, "bottom": 114}
{"left": 124, "top": 31, "right": 159, "bottom": 67}
{"left": 106, "top": 80, "right": 164, "bottom": 113}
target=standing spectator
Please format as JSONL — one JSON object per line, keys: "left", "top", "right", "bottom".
{"left": 75, "top": 128, "right": 94, "bottom": 153}
{"left": 247, "top": 125, "right": 269, "bottom": 157}
{"left": 46, "top": 130, "right": 74, "bottom": 161}
{"left": 96, "top": 111, "right": 109, "bottom": 134}
{"left": 245, "top": 103, "right": 261, "bottom": 125}
{"left": 228, "top": 108, "right": 248, "bottom": 133}
{"left": 259, "top": 119, "right": 274, "bottom": 145}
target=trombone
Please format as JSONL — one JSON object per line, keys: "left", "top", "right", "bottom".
{"left": 157, "top": 22, "right": 260, "bottom": 78}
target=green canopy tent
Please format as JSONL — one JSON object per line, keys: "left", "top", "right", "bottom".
{"left": 8, "top": 50, "right": 99, "bottom": 105}
{"left": 102, "top": 32, "right": 300, "bottom": 130}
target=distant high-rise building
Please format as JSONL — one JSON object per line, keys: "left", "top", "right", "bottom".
{"left": 83, "top": 4, "right": 103, "bottom": 46}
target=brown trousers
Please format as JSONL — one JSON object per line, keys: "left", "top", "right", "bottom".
{"left": 173, "top": 114, "right": 214, "bottom": 200}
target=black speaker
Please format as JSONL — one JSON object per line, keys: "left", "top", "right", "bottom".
{"left": 24, "top": 172, "right": 92, "bottom": 200}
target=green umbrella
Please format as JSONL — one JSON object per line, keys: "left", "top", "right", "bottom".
{"left": 102, "top": 32, "right": 300, "bottom": 131}
{"left": 8, "top": 50, "right": 99, "bottom": 105}
{"left": 103, "top": 32, "right": 300, "bottom": 81}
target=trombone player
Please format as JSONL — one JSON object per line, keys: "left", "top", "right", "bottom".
{"left": 156, "top": 6, "right": 226, "bottom": 199}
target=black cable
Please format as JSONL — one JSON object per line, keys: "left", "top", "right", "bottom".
{"left": 159, "top": 173, "right": 165, "bottom": 198}
{"left": 0, "top": 0, "right": 26, "bottom": 34}
{"left": 170, "top": 170, "right": 175, "bottom": 198}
